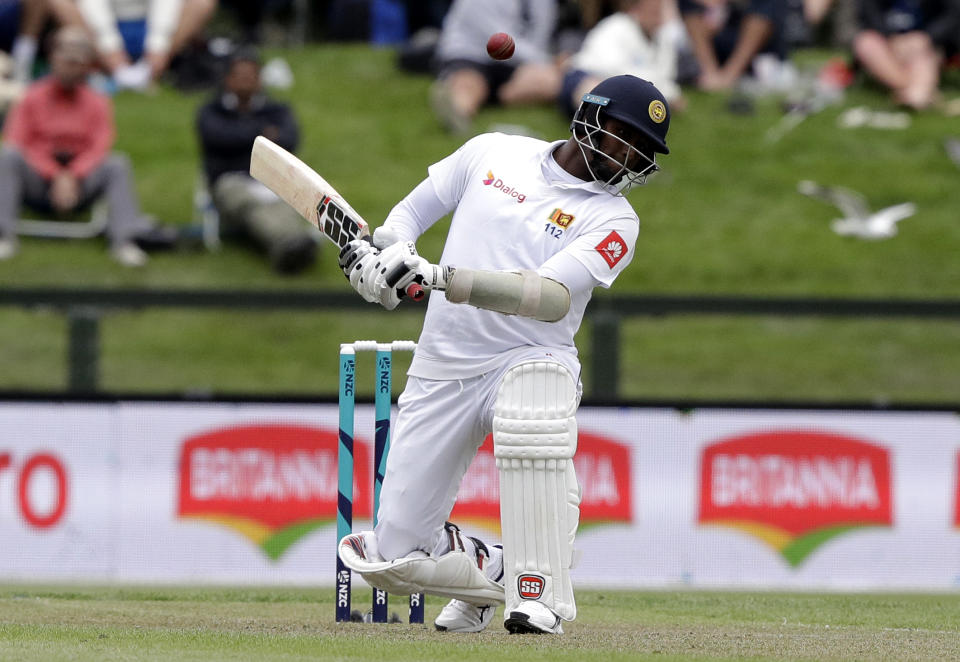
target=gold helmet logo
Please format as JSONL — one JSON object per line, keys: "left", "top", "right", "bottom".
{"left": 648, "top": 100, "right": 666, "bottom": 124}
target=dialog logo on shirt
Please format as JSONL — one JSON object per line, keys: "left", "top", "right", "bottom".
{"left": 548, "top": 207, "right": 575, "bottom": 229}
{"left": 482, "top": 170, "right": 526, "bottom": 203}
{"left": 595, "top": 231, "right": 627, "bottom": 268}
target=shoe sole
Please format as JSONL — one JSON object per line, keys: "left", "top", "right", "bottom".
{"left": 504, "top": 611, "right": 561, "bottom": 635}
{"left": 435, "top": 624, "right": 488, "bottom": 633}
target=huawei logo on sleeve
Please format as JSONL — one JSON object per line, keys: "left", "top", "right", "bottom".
{"left": 595, "top": 231, "right": 627, "bottom": 268}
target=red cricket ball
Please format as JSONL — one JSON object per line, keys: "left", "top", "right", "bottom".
{"left": 486, "top": 32, "right": 515, "bottom": 61}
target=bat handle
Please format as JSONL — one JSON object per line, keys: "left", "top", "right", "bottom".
{"left": 385, "top": 263, "right": 425, "bottom": 302}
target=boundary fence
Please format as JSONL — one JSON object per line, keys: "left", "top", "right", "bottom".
{"left": 1, "top": 288, "right": 959, "bottom": 401}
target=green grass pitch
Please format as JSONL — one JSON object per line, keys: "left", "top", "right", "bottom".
{"left": 1, "top": 585, "right": 958, "bottom": 661}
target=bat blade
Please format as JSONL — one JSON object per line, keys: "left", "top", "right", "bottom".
{"left": 249, "top": 136, "right": 423, "bottom": 300}
{"left": 250, "top": 135, "right": 369, "bottom": 247}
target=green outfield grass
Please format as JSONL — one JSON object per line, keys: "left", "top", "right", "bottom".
{"left": 0, "top": 45, "right": 958, "bottom": 402}
{"left": 1, "top": 585, "right": 958, "bottom": 661}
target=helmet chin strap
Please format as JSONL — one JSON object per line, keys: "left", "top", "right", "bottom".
{"left": 571, "top": 104, "right": 659, "bottom": 195}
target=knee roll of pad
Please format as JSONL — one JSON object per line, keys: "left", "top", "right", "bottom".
{"left": 493, "top": 361, "right": 578, "bottom": 458}
{"left": 493, "top": 361, "right": 580, "bottom": 622}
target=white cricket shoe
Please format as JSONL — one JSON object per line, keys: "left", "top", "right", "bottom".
{"left": 110, "top": 242, "right": 148, "bottom": 268}
{"left": 0, "top": 237, "right": 19, "bottom": 260}
{"left": 434, "top": 600, "right": 497, "bottom": 633}
{"left": 434, "top": 529, "right": 503, "bottom": 633}
{"left": 504, "top": 600, "right": 564, "bottom": 635}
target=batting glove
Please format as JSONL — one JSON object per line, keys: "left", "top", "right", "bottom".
{"left": 339, "top": 238, "right": 381, "bottom": 303}
{"left": 371, "top": 241, "right": 422, "bottom": 310}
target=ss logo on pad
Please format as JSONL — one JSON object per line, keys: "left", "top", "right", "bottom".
{"left": 518, "top": 574, "right": 545, "bottom": 599}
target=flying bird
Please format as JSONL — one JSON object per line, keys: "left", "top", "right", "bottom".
{"left": 797, "top": 180, "right": 916, "bottom": 240}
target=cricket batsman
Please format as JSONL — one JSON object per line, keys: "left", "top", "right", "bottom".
{"left": 337, "top": 75, "right": 670, "bottom": 634}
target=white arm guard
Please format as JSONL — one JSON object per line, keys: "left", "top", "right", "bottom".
{"left": 443, "top": 268, "right": 571, "bottom": 323}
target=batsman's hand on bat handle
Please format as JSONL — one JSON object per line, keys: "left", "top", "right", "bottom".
{"left": 385, "top": 264, "right": 425, "bottom": 300}
{"left": 374, "top": 227, "right": 425, "bottom": 300}
{"left": 338, "top": 238, "right": 424, "bottom": 309}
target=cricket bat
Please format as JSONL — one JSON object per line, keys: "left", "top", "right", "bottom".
{"left": 249, "top": 136, "right": 423, "bottom": 300}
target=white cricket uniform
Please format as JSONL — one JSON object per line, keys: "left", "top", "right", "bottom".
{"left": 375, "top": 132, "right": 639, "bottom": 560}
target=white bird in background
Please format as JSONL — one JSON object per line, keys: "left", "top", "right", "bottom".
{"left": 797, "top": 180, "right": 916, "bottom": 240}
{"left": 945, "top": 138, "right": 960, "bottom": 169}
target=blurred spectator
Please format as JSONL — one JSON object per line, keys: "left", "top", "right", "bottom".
{"left": 403, "top": 0, "right": 451, "bottom": 33}
{"left": 0, "top": 26, "right": 174, "bottom": 265}
{"left": 196, "top": 49, "right": 317, "bottom": 275}
{"left": 430, "top": 0, "right": 561, "bottom": 134}
{"left": 47, "top": 0, "right": 217, "bottom": 91}
{"left": 559, "top": 0, "right": 686, "bottom": 117}
{"left": 0, "top": 0, "right": 48, "bottom": 82}
{"left": 577, "top": 0, "right": 620, "bottom": 28}
{"left": 679, "top": 0, "right": 789, "bottom": 91}
{"left": 852, "top": 0, "right": 960, "bottom": 110}
{"left": 218, "top": 0, "right": 303, "bottom": 45}
{"left": 803, "top": 0, "right": 858, "bottom": 47}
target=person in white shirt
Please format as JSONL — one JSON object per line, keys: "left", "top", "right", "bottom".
{"left": 48, "top": 0, "right": 216, "bottom": 90}
{"left": 337, "top": 75, "right": 670, "bottom": 635}
{"left": 560, "top": 0, "right": 687, "bottom": 115}
{"left": 430, "top": 0, "right": 561, "bottom": 134}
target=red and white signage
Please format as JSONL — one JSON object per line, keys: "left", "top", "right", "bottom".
{"left": 0, "top": 402, "right": 958, "bottom": 590}
{"left": 450, "top": 431, "right": 633, "bottom": 532}
{"left": 699, "top": 430, "right": 892, "bottom": 566}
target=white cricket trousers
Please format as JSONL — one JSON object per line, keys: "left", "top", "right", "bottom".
{"left": 374, "top": 355, "right": 580, "bottom": 561}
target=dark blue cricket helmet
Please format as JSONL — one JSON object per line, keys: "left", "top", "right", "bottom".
{"left": 579, "top": 75, "right": 670, "bottom": 154}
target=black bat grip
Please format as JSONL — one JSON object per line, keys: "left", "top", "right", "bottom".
{"left": 385, "top": 263, "right": 425, "bottom": 301}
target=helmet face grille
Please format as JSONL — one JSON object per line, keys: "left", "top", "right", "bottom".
{"left": 572, "top": 102, "right": 660, "bottom": 195}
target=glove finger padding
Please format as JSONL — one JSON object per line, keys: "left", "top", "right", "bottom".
{"left": 339, "top": 238, "right": 376, "bottom": 276}
{"left": 354, "top": 252, "right": 385, "bottom": 303}
{"left": 340, "top": 239, "right": 382, "bottom": 304}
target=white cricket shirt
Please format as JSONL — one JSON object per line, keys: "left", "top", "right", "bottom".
{"left": 386, "top": 132, "right": 640, "bottom": 380}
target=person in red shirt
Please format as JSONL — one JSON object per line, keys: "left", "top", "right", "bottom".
{"left": 0, "top": 25, "right": 167, "bottom": 266}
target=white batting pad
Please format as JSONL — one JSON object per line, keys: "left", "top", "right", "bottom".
{"left": 339, "top": 532, "right": 505, "bottom": 605}
{"left": 494, "top": 361, "right": 580, "bottom": 621}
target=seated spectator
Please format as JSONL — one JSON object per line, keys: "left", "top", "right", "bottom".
{"left": 47, "top": 0, "right": 217, "bottom": 91}
{"left": 0, "top": 0, "right": 48, "bottom": 81}
{"left": 679, "top": 0, "right": 789, "bottom": 91}
{"left": 0, "top": 26, "right": 174, "bottom": 265}
{"left": 852, "top": 0, "right": 960, "bottom": 110}
{"left": 196, "top": 49, "right": 317, "bottom": 275}
{"left": 430, "top": 0, "right": 562, "bottom": 134}
{"left": 802, "top": 0, "right": 858, "bottom": 47}
{"left": 559, "top": 0, "right": 686, "bottom": 117}
{"left": 217, "top": 0, "right": 305, "bottom": 45}
{"left": 576, "top": 0, "right": 621, "bottom": 29}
